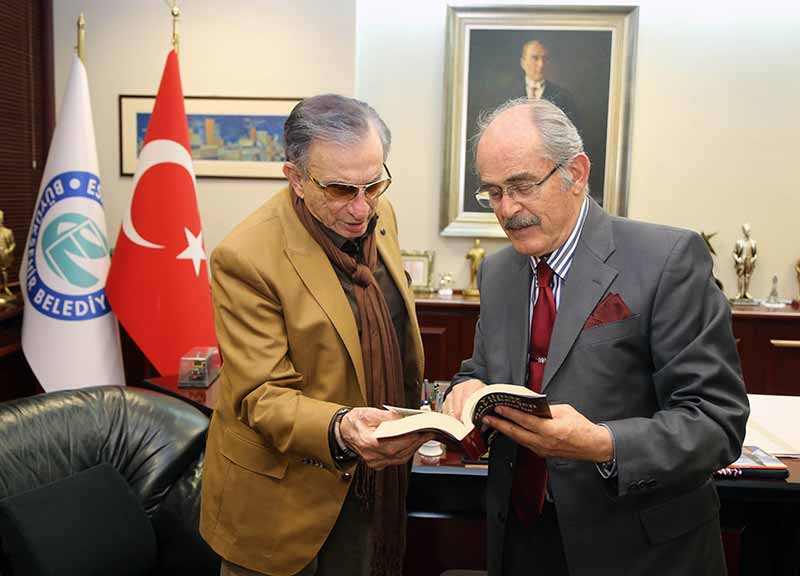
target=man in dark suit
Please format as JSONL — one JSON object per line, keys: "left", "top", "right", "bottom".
{"left": 520, "top": 40, "right": 579, "bottom": 128}
{"left": 443, "top": 98, "right": 748, "bottom": 576}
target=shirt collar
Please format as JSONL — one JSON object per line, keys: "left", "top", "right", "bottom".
{"left": 525, "top": 77, "right": 545, "bottom": 91}
{"left": 530, "top": 194, "right": 590, "bottom": 281}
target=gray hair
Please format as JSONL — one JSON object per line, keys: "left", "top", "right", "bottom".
{"left": 474, "top": 97, "right": 585, "bottom": 190}
{"left": 283, "top": 94, "right": 391, "bottom": 172}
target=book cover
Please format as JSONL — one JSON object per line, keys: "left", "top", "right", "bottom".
{"left": 715, "top": 445, "right": 790, "bottom": 480}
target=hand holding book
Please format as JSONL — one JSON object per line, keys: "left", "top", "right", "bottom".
{"left": 374, "top": 383, "right": 551, "bottom": 459}
{"left": 340, "top": 407, "right": 434, "bottom": 469}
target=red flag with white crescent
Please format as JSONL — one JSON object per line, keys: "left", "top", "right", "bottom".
{"left": 106, "top": 50, "right": 216, "bottom": 375}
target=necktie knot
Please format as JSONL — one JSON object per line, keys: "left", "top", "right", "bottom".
{"left": 537, "top": 260, "right": 554, "bottom": 289}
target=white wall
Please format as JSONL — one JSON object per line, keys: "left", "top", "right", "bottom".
{"left": 356, "top": 0, "right": 800, "bottom": 300}
{"left": 51, "top": 0, "right": 800, "bottom": 301}
{"left": 52, "top": 0, "right": 356, "bottom": 252}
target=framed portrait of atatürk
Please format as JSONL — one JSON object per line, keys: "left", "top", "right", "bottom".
{"left": 440, "top": 5, "right": 639, "bottom": 237}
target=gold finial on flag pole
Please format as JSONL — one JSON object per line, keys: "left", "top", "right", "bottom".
{"left": 169, "top": 1, "right": 181, "bottom": 56}
{"left": 76, "top": 13, "right": 86, "bottom": 62}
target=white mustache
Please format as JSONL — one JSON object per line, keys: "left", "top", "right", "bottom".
{"left": 503, "top": 214, "right": 541, "bottom": 230}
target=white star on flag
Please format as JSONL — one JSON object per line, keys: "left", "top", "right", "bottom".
{"left": 176, "top": 227, "right": 207, "bottom": 276}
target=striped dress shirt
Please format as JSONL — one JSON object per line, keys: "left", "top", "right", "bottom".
{"left": 528, "top": 193, "right": 590, "bottom": 332}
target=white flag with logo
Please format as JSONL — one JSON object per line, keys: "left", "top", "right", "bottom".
{"left": 20, "top": 55, "right": 124, "bottom": 392}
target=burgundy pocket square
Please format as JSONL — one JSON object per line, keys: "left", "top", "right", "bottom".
{"left": 583, "top": 293, "right": 632, "bottom": 330}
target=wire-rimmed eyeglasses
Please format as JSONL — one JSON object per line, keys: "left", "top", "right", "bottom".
{"left": 474, "top": 163, "right": 562, "bottom": 209}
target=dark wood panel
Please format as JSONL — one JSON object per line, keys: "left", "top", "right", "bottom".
{"left": 415, "top": 295, "right": 480, "bottom": 382}
{"left": 732, "top": 306, "right": 800, "bottom": 395}
{"left": 0, "top": 300, "right": 42, "bottom": 401}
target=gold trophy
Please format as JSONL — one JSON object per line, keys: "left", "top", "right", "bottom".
{"left": 464, "top": 238, "right": 485, "bottom": 297}
{"left": 0, "top": 209, "right": 17, "bottom": 305}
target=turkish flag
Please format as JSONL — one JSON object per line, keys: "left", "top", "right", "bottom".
{"left": 107, "top": 50, "right": 216, "bottom": 376}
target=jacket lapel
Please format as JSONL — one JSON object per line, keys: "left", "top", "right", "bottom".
{"left": 279, "top": 189, "right": 366, "bottom": 400}
{"left": 542, "top": 199, "right": 617, "bottom": 391}
{"left": 508, "top": 250, "right": 533, "bottom": 387}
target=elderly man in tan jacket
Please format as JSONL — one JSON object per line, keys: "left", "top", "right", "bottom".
{"left": 200, "top": 94, "right": 429, "bottom": 576}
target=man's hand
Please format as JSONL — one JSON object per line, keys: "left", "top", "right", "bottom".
{"left": 339, "top": 407, "right": 434, "bottom": 470}
{"left": 441, "top": 379, "right": 486, "bottom": 422}
{"left": 483, "top": 403, "right": 613, "bottom": 462}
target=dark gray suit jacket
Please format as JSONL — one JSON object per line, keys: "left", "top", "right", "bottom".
{"left": 453, "top": 199, "right": 749, "bottom": 576}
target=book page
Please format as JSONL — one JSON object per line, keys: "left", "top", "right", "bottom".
{"left": 373, "top": 410, "right": 471, "bottom": 441}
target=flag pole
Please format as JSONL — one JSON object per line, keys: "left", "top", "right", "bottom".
{"left": 169, "top": 1, "right": 180, "bottom": 56}
{"left": 76, "top": 13, "right": 85, "bottom": 62}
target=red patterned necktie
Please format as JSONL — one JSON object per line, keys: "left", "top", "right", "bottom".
{"left": 511, "top": 259, "right": 555, "bottom": 523}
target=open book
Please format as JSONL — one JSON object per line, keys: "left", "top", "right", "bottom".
{"left": 374, "top": 384, "right": 551, "bottom": 460}
{"left": 715, "top": 445, "right": 790, "bottom": 480}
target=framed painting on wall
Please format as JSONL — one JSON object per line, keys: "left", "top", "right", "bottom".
{"left": 119, "top": 95, "right": 301, "bottom": 179}
{"left": 440, "top": 5, "right": 639, "bottom": 237}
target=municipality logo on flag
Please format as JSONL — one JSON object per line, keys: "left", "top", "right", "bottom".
{"left": 25, "top": 170, "right": 111, "bottom": 321}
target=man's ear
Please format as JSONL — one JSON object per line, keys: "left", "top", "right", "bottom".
{"left": 567, "top": 153, "right": 591, "bottom": 195}
{"left": 283, "top": 162, "right": 305, "bottom": 198}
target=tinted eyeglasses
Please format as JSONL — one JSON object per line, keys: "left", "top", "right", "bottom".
{"left": 307, "top": 164, "right": 392, "bottom": 203}
{"left": 474, "top": 163, "right": 562, "bottom": 209}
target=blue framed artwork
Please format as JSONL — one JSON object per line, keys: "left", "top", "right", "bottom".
{"left": 119, "top": 95, "right": 301, "bottom": 179}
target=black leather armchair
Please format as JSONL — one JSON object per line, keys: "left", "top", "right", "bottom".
{"left": 0, "top": 386, "right": 220, "bottom": 576}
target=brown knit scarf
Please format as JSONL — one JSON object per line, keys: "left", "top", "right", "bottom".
{"left": 292, "top": 190, "right": 407, "bottom": 576}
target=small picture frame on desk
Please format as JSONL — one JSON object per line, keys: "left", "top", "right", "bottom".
{"left": 401, "top": 250, "right": 435, "bottom": 293}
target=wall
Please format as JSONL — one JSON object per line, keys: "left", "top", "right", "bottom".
{"left": 52, "top": 0, "right": 356, "bottom": 252}
{"left": 356, "top": 0, "right": 800, "bottom": 300}
{"left": 50, "top": 1, "right": 800, "bottom": 301}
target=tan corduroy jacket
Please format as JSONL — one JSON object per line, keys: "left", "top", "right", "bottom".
{"left": 200, "top": 187, "right": 424, "bottom": 576}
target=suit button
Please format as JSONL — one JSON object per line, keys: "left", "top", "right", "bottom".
{"left": 342, "top": 471, "right": 352, "bottom": 481}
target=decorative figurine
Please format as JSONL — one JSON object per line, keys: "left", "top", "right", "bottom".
{"left": 437, "top": 272, "right": 455, "bottom": 297}
{"left": 0, "top": 209, "right": 17, "bottom": 305}
{"left": 732, "top": 223, "right": 757, "bottom": 301}
{"left": 763, "top": 274, "right": 785, "bottom": 308}
{"left": 464, "top": 238, "right": 486, "bottom": 297}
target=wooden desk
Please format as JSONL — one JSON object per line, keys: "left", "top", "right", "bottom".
{"left": 137, "top": 374, "right": 219, "bottom": 414}
{"left": 406, "top": 453, "right": 800, "bottom": 576}
{"left": 414, "top": 294, "right": 479, "bottom": 382}
{"left": 731, "top": 305, "right": 800, "bottom": 395}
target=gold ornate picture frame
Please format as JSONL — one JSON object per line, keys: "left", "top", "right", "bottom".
{"left": 440, "top": 5, "right": 639, "bottom": 237}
